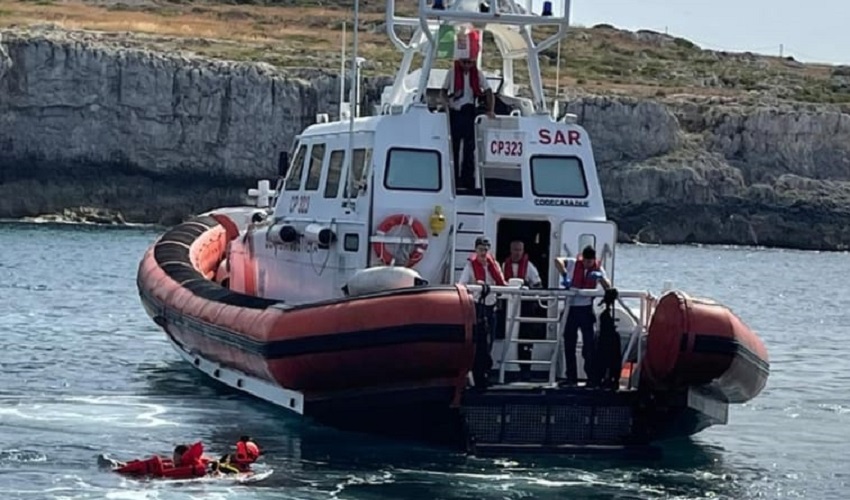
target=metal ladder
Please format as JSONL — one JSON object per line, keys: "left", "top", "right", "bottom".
{"left": 445, "top": 111, "right": 491, "bottom": 283}
{"left": 497, "top": 293, "right": 572, "bottom": 385}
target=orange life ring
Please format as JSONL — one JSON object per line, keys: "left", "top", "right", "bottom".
{"left": 372, "top": 214, "right": 429, "bottom": 267}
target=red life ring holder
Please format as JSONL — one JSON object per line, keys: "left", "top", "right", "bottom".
{"left": 372, "top": 214, "right": 429, "bottom": 267}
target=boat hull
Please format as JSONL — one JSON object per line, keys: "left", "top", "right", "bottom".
{"left": 163, "top": 331, "right": 731, "bottom": 453}
{"left": 458, "top": 381, "right": 730, "bottom": 455}
{"left": 137, "top": 213, "right": 477, "bottom": 413}
{"left": 136, "top": 210, "right": 769, "bottom": 453}
{"left": 640, "top": 290, "right": 770, "bottom": 403}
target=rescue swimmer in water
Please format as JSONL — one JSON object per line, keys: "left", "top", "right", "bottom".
{"left": 97, "top": 436, "right": 262, "bottom": 479}
{"left": 211, "top": 435, "right": 261, "bottom": 474}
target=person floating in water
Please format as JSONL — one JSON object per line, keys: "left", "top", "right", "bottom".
{"left": 208, "top": 436, "right": 262, "bottom": 475}
{"left": 100, "top": 441, "right": 210, "bottom": 479}
{"left": 99, "top": 437, "right": 261, "bottom": 479}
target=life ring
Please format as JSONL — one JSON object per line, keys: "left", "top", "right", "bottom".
{"left": 372, "top": 214, "right": 429, "bottom": 267}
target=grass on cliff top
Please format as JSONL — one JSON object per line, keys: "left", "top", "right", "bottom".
{"left": 2, "top": 0, "right": 849, "bottom": 103}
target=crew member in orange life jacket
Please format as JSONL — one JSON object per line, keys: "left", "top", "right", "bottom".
{"left": 441, "top": 29, "right": 495, "bottom": 191}
{"left": 458, "top": 236, "right": 505, "bottom": 388}
{"left": 458, "top": 236, "right": 505, "bottom": 322}
{"left": 502, "top": 240, "right": 541, "bottom": 288}
{"left": 554, "top": 246, "right": 615, "bottom": 387}
{"left": 503, "top": 240, "right": 543, "bottom": 380}
{"left": 209, "top": 436, "right": 261, "bottom": 475}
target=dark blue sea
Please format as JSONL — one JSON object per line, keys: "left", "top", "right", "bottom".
{"left": 1, "top": 222, "right": 847, "bottom": 499}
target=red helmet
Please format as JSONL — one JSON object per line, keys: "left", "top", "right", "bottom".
{"left": 235, "top": 438, "right": 260, "bottom": 464}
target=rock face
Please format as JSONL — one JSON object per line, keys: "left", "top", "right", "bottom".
{"left": 0, "top": 28, "right": 388, "bottom": 224}
{"left": 1, "top": 27, "right": 849, "bottom": 249}
{"left": 558, "top": 93, "right": 850, "bottom": 249}
{"left": 1, "top": 30, "right": 352, "bottom": 180}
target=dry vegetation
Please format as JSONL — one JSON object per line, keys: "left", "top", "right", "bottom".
{"left": 2, "top": 0, "right": 849, "bottom": 103}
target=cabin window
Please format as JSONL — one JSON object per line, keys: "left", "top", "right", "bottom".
{"left": 578, "top": 234, "right": 596, "bottom": 253}
{"left": 343, "top": 148, "right": 371, "bottom": 198}
{"left": 530, "top": 156, "right": 588, "bottom": 198}
{"left": 304, "top": 144, "right": 326, "bottom": 191}
{"left": 324, "top": 150, "right": 345, "bottom": 198}
{"left": 384, "top": 148, "right": 441, "bottom": 192}
{"left": 344, "top": 233, "right": 359, "bottom": 252}
{"left": 284, "top": 144, "right": 308, "bottom": 191}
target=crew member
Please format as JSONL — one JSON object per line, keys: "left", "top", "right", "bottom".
{"left": 210, "top": 436, "right": 262, "bottom": 474}
{"left": 458, "top": 236, "right": 506, "bottom": 388}
{"left": 554, "top": 246, "right": 614, "bottom": 387}
{"left": 502, "top": 240, "right": 544, "bottom": 380}
{"left": 441, "top": 27, "right": 495, "bottom": 191}
{"left": 502, "top": 240, "right": 541, "bottom": 287}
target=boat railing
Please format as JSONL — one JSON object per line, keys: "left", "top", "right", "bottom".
{"left": 382, "top": 0, "right": 573, "bottom": 112}
{"left": 463, "top": 282, "right": 654, "bottom": 389}
{"left": 413, "top": 0, "right": 572, "bottom": 34}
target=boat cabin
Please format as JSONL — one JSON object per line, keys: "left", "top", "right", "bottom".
{"left": 241, "top": 0, "right": 618, "bottom": 306}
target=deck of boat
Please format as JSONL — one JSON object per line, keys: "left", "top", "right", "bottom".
{"left": 459, "top": 375, "right": 730, "bottom": 454}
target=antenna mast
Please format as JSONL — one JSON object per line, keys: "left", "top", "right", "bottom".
{"left": 339, "top": 21, "right": 346, "bottom": 119}
{"left": 552, "top": 37, "right": 561, "bottom": 119}
{"left": 345, "top": 0, "right": 361, "bottom": 209}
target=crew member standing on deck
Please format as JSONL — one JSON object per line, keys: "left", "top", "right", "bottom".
{"left": 458, "top": 236, "right": 506, "bottom": 388}
{"left": 441, "top": 26, "right": 495, "bottom": 191}
{"left": 554, "top": 246, "right": 614, "bottom": 387}
{"left": 502, "top": 240, "right": 544, "bottom": 381}
{"left": 502, "top": 240, "right": 541, "bottom": 288}
{"left": 458, "top": 236, "right": 506, "bottom": 329}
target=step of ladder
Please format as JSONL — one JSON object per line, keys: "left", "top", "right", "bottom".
{"left": 514, "top": 316, "right": 561, "bottom": 324}
{"left": 452, "top": 209, "right": 486, "bottom": 283}
{"left": 498, "top": 295, "right": 574, "bottom": 385}
{"left": 512, "top": 339, "right": 558, "bottom": 345}
{"left": 505, "top": 360, "right": 553, "bottom": 366}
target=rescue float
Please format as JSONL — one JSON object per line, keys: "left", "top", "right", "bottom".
{"left": 137, "top": 0, "right": 770, "bottom": 453}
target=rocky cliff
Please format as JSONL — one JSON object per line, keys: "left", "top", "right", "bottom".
{"left": 1, "top": 27, "right": 849, "bottom": 249}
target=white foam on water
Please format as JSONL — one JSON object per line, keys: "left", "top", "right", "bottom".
{"left": 0, "top": 395, "right": 180, "bottom": 430}
{"left": 394, "top": 467, "right": 515, "bottom": 481}
{"left": 104, "top": 492, "right": 160, "bottom": 500}
{"left": 492, "top": 458, "right": 519, "bottom": 468}
{"left": 527, "top": 477, "right": 595, "bottom": 487}
{"left": 0, "top": 407, "right": 30, "bottom": 419}
{"left": 391, "top": 466, "right": 686, "bottom": 498}
{"left": 329, "top": 470, "right": 395, "bottom": 498}
{"left": 0, "top": 449, "right": 47, "bottom": 463}
{"left": 818, "top": 403, "right": 850, "bottom": 414}
{"left": 65, "top": 396, "right": 180, "bottom": 428}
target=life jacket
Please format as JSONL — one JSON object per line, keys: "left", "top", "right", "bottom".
{"left": 503, "top": 254, "right": 529, "bottom": 281}
{"left": 469, "top": 254, "right": 506, "bottom": 286}
{"left": 233, "top": 439, "right": 260, "bottom": 470}
{"left": 114, "top": 456, "right": 166, "bottom": 477}
{"left": 451, "top": 60, "right": 484, "bottom": 99}
{"left": 571, "top": 258, "right": 601, "bottom": 290}
{"left": 114, "top": 441, "right": 209, "bottom": 480}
